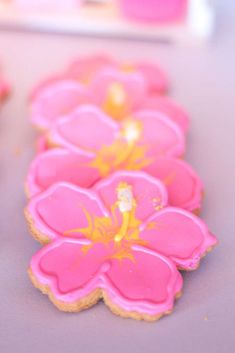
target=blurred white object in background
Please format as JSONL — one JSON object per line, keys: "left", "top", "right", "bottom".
{"left": 0, "top": 0, "right": 214, "bottom": 44}
{"left": 187, "top": 0, "right": 214, "bottom": 40}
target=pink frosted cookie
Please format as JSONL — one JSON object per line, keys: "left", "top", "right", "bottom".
{"left": 89, "top": 67, "right": 148, "bottom": 121}
{"left": 30, "top": 55, "right": 114, "bottom": 101}
{"left": 31, "top": 54, "right": 168, "bottom": 101}
{"left": 30, "top": 68, "right": 185, "bottom": 132}
{"left": 26, "top": 171, "right": 217, "bottom": 321}
{"left": 89, "top": 68, "right": 187, "bottom": 130}
{"left": 30, "top": 69, "right": 145, "bottom": 129}
{"left": 26, "top": 149, "right": 202, "bottom": 213}
{"left": 68, "top": 56, "right": 168, "bottom": 94}
{"left": 47, "top": 105, "right": 185, "bottom": 158}
{"left": 31, "top": 80, "right": 91, "bottom": 131}
{"left": 138, "top": 95, "right": 189, "bottom": 133}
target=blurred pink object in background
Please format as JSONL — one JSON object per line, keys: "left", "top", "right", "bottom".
{"left": 0, "top": 76, "right": 10, "bottom": 102}
{"left": 118, "top": 0, "right": 188, "bottom": 23}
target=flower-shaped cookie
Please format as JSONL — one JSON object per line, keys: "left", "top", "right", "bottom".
{"left": 138, "top": 94, "right": 189, "bottom": 132}
{"left": 68, "top": 55, "right": 168, "bottom": 94}
{"left": 31, "top": 54, "right": 168, "bottom": 100}
{"left": 87, "top": 66, "right": 187, "bottom": 131}
{"left": 27, "top": 171, "right": 216, "bottom": 321}
{"left": 31, "top": 80, "right": 91, "bottom": 131}
{"left": 30, "top": 55, "right": 111, "bottom": 100}
{"left": 47, "top": 105, "right": 185, "bottom": 159}
{"left": 31, "top": 64, "right": 188, "bottom": 132}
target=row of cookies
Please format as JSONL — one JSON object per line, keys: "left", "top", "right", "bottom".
{"left": 25, "top": 55, "right": 217, "bottom": 321}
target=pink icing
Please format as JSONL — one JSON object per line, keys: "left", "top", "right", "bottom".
{"left": 30, "top": 55, "right": 116, "bottom": 101}
{"left": 49, "top": 105, "right": 185, "bottom": 157}
{"left": 68, "top": 56, "right": 168, "bottom": 94}
{"left": 54, "top": 106, "right": 119, "bottom": 152}
{"left": 68, "top": 55, "right": 117, "bottom": 84}
{"left": 31, "top": 239, "right": 182, "bottom": 316}
{"left": 30, "top": 57, "right": 180, "bottom": 132}
{"left": 89, "top": 67, "right": 148, "bottom": 112}
{"left": 26, "top": 149, "right": 203, "bottom": 212}
{"left": 93, "top": 170, "right": 168, "bottom": 222}
{"left": 27, "top": 148, "right": 100, "bottom": 196}
{"left": 31, "top": 80, "right": 91, "bottom": 130}
{"left": 27, "top": 172, "right": 167, "bottom": 240}
{"left": 28, "top": 172, "right": 217, "bottom": 317}
{"left": 137, "top": 95, "right": 189, "bottom": 133}
{"left": 132, "top": 110, "right": 185, "bottom": 158}
{"left": 31, "top": 54, "right": 168, "bottom": 102}
{"left": 144, "top": 157, "right": 203, "bottom": 211}
{"left": 134, "top": 62, "right": 168, "bottom": 94}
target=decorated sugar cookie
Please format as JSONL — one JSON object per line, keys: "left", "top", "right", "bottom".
{"left": 26, "top": 148, "right": 203, "bottom": 213}
{"left": 31, "top": 80, "right": 91, "bottom": 130}
{"left": 68, "top": 55, "right": 168, "bottom": 94}
{"left": 138, "top": 94, "right": 189, "bottom": 132}
{"left": 90, "top": 67, "right": 188, "bottom": 130}
{"left": 31, "top": 54, "right": 168, "bottom": 101}
{"left": 30, "top": 61, "right": 188, "bottom": 132}
{"left": 47, "top": 105, "right": 185, "bottom": 161}
{"left": 30, "top": 55, "right": 114, "bottom": 101}
{"left": 27, "top": 171, "right": 217, "bottom": 321}
{"left": 89, "top": 68, "right": 148, "bottom": 121}
{"left": 30, "top": 70, "right": 145, "bottom": 130}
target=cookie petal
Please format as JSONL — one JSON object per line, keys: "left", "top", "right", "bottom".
{"left": 26, "top": 148, "right": 100, "bottom": 197}
{"left": 133, "top": 110, "right": 185, "bottom": 158}
{"left": 30, "top": 73, "right": 70, "bottom": 101}
{"left": 144, "top": 157, "right": 203, "bottom": 212}
{"left": 104, "top": 246, "right": 182, "bottom": 319}
{"left": 49, "top": 105, "right": 119, "bottom": 153}
{"left": 90, "top": 68, "right": 147, "bottom": 119}
{"left": 29, "top": 239, "right": 110, "bottom": 305}
{"left": 93, "top": 170, "right": 168, "bottom": 222}
{"left": 68, "top": 55, "right": 116, "bottom": 83}
{"left": 135, "top": 62, "right": 168, "bottom": 94}
{"left": 137, "top": 95, "right": 189, "bottom": 132}
{"left": 31, "top": 80, "right": 90, "bottom": 130}
{"left": 140, "top": 207, "right": 217, "bottom": 270}
{"left": 26, "top": 182, "right": 109, "bottom": 243}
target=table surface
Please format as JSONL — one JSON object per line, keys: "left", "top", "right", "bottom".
{"left": 0, "top": 1, "right": 235, "bottom": 352}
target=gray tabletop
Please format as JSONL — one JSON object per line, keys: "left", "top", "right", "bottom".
{"left": 0, "top": 1, "right": 235, "bottom": 352}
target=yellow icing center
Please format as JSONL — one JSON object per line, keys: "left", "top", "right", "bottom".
{"left": 89, "top": 120, "right": 152, "bottom": 177}
{"left": 114, "top": 182, "right": 136, "bottom": 243}
{"left": 102, "top": 82, "right": 129, "bottom": 121}
{"left": 120, "top": 63, "right": 136, "bottom": 73}
{"left": 65, "top": 182, "right": 150, "bottom": 261}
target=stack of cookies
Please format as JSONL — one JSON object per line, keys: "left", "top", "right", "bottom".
{"left": 25, "top": 55, "right": 217, "bottom": 321}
